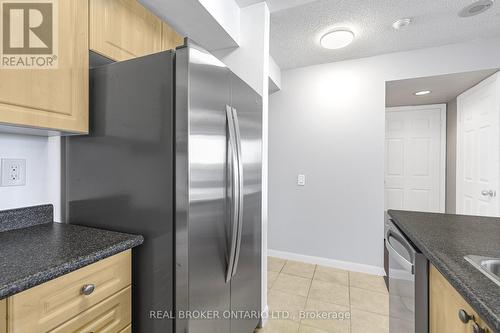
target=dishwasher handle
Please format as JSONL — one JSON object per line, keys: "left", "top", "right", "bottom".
{"left": 385, "top": 229, "right": 415, "bottom": 274}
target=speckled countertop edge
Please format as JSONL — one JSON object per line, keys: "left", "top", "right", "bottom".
{"left": 0, "top": 204, "right": 53, "bottom": 232}
{"left": 0, "top": 234, "right": 143, "bottom": 299}
{"left": 388, "top": 210, "right": 500, "bottom": 333}
{"left": 0, "top": 204, "right": 144, "bottom": 300}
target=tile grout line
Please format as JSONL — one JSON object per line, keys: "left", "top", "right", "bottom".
{"left": 349, "top": 285, "right": 389, "bottom": 295}
{"left": 279, "top": 259, "right": 286, "bottom": 273}
{"left": 298, "top": 259, "right": 311, "bottom": 333}
{"left": 349, "top": 271, "right": 353, "bottom": 333}
{"left": 306, "top": 264, "right": 316, "bottom": 298}
{"left": 347, "top": 307, "right": 390, "bottom": 318}
{"left": 267, "top": 258, "right": 389, "bottom": 333}
{"left": 301, "top": 264, "right": 316, "bottom": 333}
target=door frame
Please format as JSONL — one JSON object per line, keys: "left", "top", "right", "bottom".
{"left": 385, "top": 104, "right": 447, "bottom": 213}
{"left": 456, "top": 72, "right": 500, "bottom": 216}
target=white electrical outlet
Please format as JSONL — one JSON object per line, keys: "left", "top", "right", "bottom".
{"left": 297, "top": 174, "right": 306, "bottom": 186}
{"left": 1, "top": 158, "right": 26, "bottom": 186}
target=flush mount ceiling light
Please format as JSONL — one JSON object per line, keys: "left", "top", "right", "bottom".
{"left": 414, "top": 90, "right": 431, "bottom": 96}
{"left": 392, "top": 18, "right": 412, "bottom": 30}
{"left": 459, "top": 0, "right": 494, "bottom": 17}
{"left": 320, "top": 29, "right": 355, "bottom": 49}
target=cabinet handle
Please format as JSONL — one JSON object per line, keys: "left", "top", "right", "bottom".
{"left": 81, "top": 284, "right": 95, "bottom": 296}
{"left": 458, "top": 309, "right": 473, "bottom": 323}
{"left": 473, "top": 323, "right": 486, "bottom": 333}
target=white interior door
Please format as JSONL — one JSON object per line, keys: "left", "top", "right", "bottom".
{"left": 385, "top": 104, "right": 446, "bottom": 213}
{"left": 457, "top": 73, "right": 500, "bottom": 217}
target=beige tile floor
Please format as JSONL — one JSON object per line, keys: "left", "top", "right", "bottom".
{"left": 255, "top": 257, "right": 389, "bottom": 333}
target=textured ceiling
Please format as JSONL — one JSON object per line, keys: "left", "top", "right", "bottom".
{"left": 270, "top": 0, "right": 500, "bottom": 69}
{"left": 386, "top": 69, "right": 499, "bottom": 107}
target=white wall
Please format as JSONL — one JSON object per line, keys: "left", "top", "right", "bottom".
{"left": 198, "top": 0, "right": 240, "bottom": 44}
{"left": 0, "top": 133, "right": 61, "bottom": 221}
{"left": 213, "top": 3, "right": 270, "bottom": 96}
{"left": 269, "top": 37, "right": 500, "bottom": 273}
{"left": 269, "top": 55, "right": 282, "bottom": 93}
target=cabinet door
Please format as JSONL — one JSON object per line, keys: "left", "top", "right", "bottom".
{"left": 0, "top": 0, "right": 88, "bottom": 133}
{"left": 430, "top": 265, "right": 492, "bottom": 333}
{"left": 162, "top": 22, "right": 184, "bottom": 51}
{"left": 90, "top": 0, "right": 164, "bottom": 61}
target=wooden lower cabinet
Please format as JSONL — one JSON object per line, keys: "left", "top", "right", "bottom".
{"left": 430, "top": 264, "right": 492, "bottom": 333}
{"left": 119, "top": 324, "right": 131, "bottom": 333}
{"left": 0, "top": 299, "right": 6, "bottom": 333}
{"left": 49, "top": 287, "right": 131, "bottom": 333}
{"left": 4, "top": 250, "right": 132, "bottom": 333}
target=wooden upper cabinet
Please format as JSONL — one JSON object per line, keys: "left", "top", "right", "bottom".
{"left": 90, "top": 0, "right": 182, "bottom": 61}
{"left": 0, "top": 0, "right": 88, "bottom": 134}
{"left": 430, "top": 265, "right": 493, "bottom": 333}
{"left": 0, "top": 0, "right": 181, "bottom": 134}
{"left": 162, "top": 22, "right": 184, "bottom": 51}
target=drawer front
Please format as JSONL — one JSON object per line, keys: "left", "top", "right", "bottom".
{"left": 49, "top": 286, "right": 131, "bottom": 333}
{"left": 8, "top": 250, "right": 131, "bottom": 333}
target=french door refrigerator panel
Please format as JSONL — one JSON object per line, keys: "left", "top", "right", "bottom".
{"left": 66, "top": 51, "right": 175, "bottom": 333}
{"left": 66, "top": 43, "right": 262, "bottom": 333}
{"left": 175, "top": 45, "right": 262, "bottom": 333}
{"left": 228, "top": 72, "right": 262, "bottom": 333}
{"left": 175, "top": 45, "right": 232, "bottom": 333}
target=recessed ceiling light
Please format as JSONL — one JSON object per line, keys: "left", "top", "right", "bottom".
{"left": 320, "top": 30, "right": 355, "bottom": 49}
{"left": 392, "top": 18, "right": 412, "bottom": 30}
{"left": 459, "top": 0, "right": 494, "bottom": 17}
{"left": 414, "top": 90, "right": 431, "bottom": 96}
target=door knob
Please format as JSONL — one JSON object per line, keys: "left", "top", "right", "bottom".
{"left": 481, "top": 190, "right": 496, "bottom": 197}
{"left": 458, "top": 309, "right": 473, "bottom": 323}
{"left": 81, "top": 284, "right": 95, "bottom": 296}
{"left": 473, "top": 323, "right": 486, "bottom": 333}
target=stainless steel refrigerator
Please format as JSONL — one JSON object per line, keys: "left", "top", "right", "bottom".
{"left": 65, "top": 42, "right": 262, "bottom": 333}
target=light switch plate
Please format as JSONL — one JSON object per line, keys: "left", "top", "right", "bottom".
{"left": 297, "top": 174, "right": 305, "bottom": 186}
{"left": 1, "top": 158, "right": 26, "bottom": 186}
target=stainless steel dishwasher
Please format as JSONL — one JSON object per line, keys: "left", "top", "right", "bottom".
{"left": 385, "top": 217, "right": 428, "bottom": 333}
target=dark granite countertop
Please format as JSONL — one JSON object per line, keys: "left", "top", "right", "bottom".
{"left": 0, "top": 205, "right": 143, "bottom": 299}
{"left": 388, "top": 210, "right": 500, "bottom": 332}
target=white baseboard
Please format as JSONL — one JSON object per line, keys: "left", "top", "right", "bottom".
{"left": 268, "top": 249, "right": 385, "bottom": 276}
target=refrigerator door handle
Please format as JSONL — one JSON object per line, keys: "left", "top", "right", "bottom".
{"left": 226, "top": 105, "right": 240, "bottom": 283}
{"left": 230, "top": 106, "right": 244, "bottom": 278}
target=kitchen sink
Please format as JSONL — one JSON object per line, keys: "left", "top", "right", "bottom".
{"left": 464, "top": 255, "right": 500, "bottom": 287}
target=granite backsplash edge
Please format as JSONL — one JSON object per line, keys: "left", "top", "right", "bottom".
{"left": 0, "top": 204, "right": 53, "bottom": 232}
